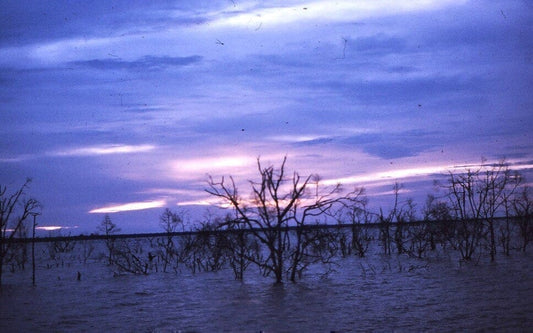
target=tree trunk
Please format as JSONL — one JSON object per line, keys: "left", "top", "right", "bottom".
{"left": 0, "top": 254, "right": 4, "bottom": 288}
{"left": 488, "top": 219, "right": 496, "bottom": 262}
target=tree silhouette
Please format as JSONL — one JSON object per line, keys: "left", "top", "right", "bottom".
{"left": 0, "top": 179, "right": 40, "bottom": 287}
{"left": 97, "top": 214, "right": 120, "bottom": 265}
{"left": 206, "top": 157, "right": 363, "bottom": 283}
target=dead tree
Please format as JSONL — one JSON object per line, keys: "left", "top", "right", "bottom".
{"left": 378, "top": 183, "right": 410, "bottom": 255}
{"left": 206, "top": 157, "right": 363, "bottom": 283}
{"left": 422, "top": 194, "right": 453, "bottom": 251}
{"left": 9, "top": 224, "right": 29, "bottom": 271}
{"left": 332, "top": 196, "right": 372, "bottom": 258}
{"left": 191, "top": 222, "right": 226, "bottom": 273}
{"left": 219, "top": 215, "right": 260, "bottom": 280}
{"left": 80, "top": 238, "right": 95, "bottom": 263}
{"left": 443, "top": 160, "right": 522, "bottom": 261}
{"left": 479, "top": 161, "right": 521, "bottom": 261}
{"left": 97, "top": 214, "right": 120, "bottom": 265}
{"left": 512, "top": 186, "right": 532, "bottom": 252}
{"left": 157, "top": 208, "right": 183, "bottom": 272}
{"left": 111, "top": 239, "right": 151, "bottom": 275}
{"left": 444, "top": 167, "right": 486, "bottom": 260}
{"left": 0, "top": 179, "right": 40, "bottom": 287}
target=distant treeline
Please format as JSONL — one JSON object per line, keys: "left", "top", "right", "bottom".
{"left": 5, "top": 216, "right": 520, "bottom": 244}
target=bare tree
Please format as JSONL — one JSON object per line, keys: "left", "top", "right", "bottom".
{"left": 97, "top": 214, "right": 120, "bottom": 265}
{"left": 333, "top": 196, "right": 372, "bottom": 258}
{"left": 479, "top": 161, "right": 522, "bottom": 261}
{"left": 191, "top": 221, "right": 227, "bottom": 273}
{"left": 512, "top": 186, "right": 533, "bottom": 252}
{"left": 0, "top": 179, "right": 40, "bottom": 287}
{"left": 47, "top": 231, "right": 76, "bottom": 265}
{"left": 218, "top": 215, "right": 260, "bottom": 280}
{"left": 80, "top": 238, "right": 95, "bottom": 263}
{"left": 422, "top": 194, "right": 453, "bottom": 251}
{"left": 157, "top": 208, "right": 183, "bottom": 272}
{"left": 378, "top": 183, "right": 410, "bottom": 255}
{"left": 444, "top": 166, "right": 487, "bottom": 260}
{"left": 5, "top": 224, "right": 29, "bottom": 273}
{"left": 443, "top": 160, "right": 522, "bottom": 261}
{"left": 112, "top": 239, "right": 152, "bottom": 275}
{"left": 498, "top": 188, "right": 517, "bottom": 256}
{"left": 206, "top": 157, "right": 362, "bottom": 283}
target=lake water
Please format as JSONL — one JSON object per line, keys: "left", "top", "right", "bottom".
{"left": 1, "top": 240, "right": 532, "bottom": 332}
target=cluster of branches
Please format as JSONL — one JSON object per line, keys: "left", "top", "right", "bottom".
{"left": 102, "top": 211, "right": 260, "bottom": 278}
{"left": 0, "top": 179, "right": 40, "bottom": 287}
{"left": 206, "top": 157, "right": 367, "bottom": 283}
{"left": 433, "top": 160, "right": 530, "bottom": 261}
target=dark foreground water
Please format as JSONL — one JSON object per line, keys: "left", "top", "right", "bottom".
{"left": 1, "top": 246, "right": 532, "bottom": 332}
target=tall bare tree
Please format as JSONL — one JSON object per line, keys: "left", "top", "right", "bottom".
{"left": 206, "top": 157, "right": 363, "bottom": 283}
{"left": 157, "top": 208, "right": 183, "bottom": 272}
{"left": 378, "top": 183, "right": 412, "bottom": 255}
{"left": 97, "top": 214, "right": 120, "bottom": 265}
{"left": 0, "top": 179, "right": 40, "bottom": 287}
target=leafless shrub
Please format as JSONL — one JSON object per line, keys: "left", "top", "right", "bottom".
{"left": 111, "top": 239, "right": 153, "bottom": 275}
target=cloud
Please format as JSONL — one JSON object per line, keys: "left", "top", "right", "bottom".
{"left": 166, "top": 155, "right": 259, "bottom": 182}
{"left": 342, "top": 131, "right": 439, "bottom": 160}
{"left": 50, "top": 144, "right": 156, "bottom": 157}
{"left": 71, "top": 55, "right": 202, "bottom": 71}
{"left": 36, "top": 225, "right": 78, "bottom": 232}
{"left": 348, "top": 35, "right": 408, "bottom": 55}
{"left": 322, "top": 165, "right": 447, "bottom": 187}
{"left": 322, "top": 159, "right": 533, "bottom": 188}
{"left": 0, "top": 1, "right": 210, "bottom": 46}
{"left": 89, "top": 200, "right": 166, "bottom": 214}
{"left": 210, "top": 0, "right": 465, "bottom": 29}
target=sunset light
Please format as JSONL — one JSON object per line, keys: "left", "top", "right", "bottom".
{"left": 89, "top": 200, "right": 166, "bottom": 214}
{"left": 1, "top": 1, "right": 531, "bottom": 331}
{"left": 0, "top": 0, "right": 530, "bottom": 235}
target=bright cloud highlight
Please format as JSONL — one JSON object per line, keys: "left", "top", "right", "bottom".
{"left": 51, "top": 144, "right": 156, "bottom": 157}
{"left": 89, "top": 200, "right": 166, "bottom": 214}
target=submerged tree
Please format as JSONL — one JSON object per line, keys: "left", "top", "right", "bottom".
{"left": 216, "top": 214, "right": 260, "bottom": 280}
{"left": 206, "top": 157, "right": 364, "bottom": 283}
{"left": 443, "top": 160, "right": 522, "bottom": 261}
{"left": 332, "top": 193, "right": 372, "bottom": 258}
{"left": 0, "top": 179, "right": 40, "bottom": 287}
{"left": 157, "top": 208, "right": 184, "bottom": 272}
{"left": 422, "top": 194, "right": 454, "bottom": 251}
{"left": 97, "top": 214, "right": 120, "bottom": 265}
{"left": 512, "top": 186, "right": 533, "bottom": 252}
{"left": 378, "top": 183, "right": 413, "bottom": 255}
{"left": 112, "top": 238, "right": 152, "bottom": 275}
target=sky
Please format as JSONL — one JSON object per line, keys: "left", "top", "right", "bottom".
{"left": 1, "top": 0, "right": 532, "bottom": 235}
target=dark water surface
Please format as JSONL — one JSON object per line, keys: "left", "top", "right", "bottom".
{"left": 1, "top": 245, "right": 532, "bottom": 332}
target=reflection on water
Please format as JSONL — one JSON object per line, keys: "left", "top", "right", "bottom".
{"left": 1, "top": 244, "right": 532, "bottom": 332}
